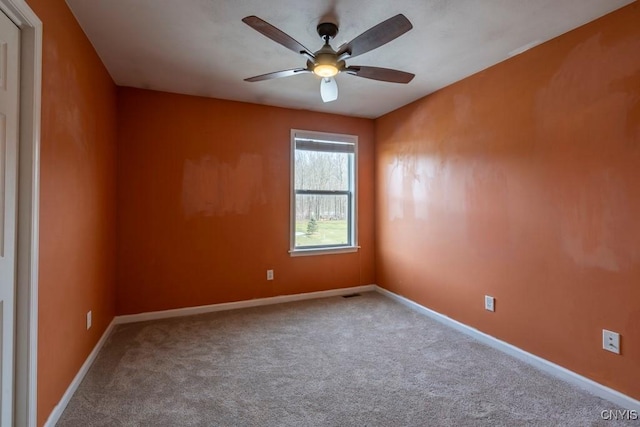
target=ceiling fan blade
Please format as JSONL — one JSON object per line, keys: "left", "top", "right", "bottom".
{"left": 337, "top": 14, "right": 412, "bottom": 60}
{"left": 320, "top": 77, "right": 338, "bottom": 102}
{"left": 242, "top": 16, "right": 314, "bottom": 59}
{"left": 245, "top": 68, "right": 311, "bottom": 82}
{"left": 344, "top": 66, "right": 414, "bottom": 83}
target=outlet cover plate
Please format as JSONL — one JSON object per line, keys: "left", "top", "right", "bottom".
{"left": 266, "top": 269, "right": 274, "bottom": 281}
{"left": 484, "top": 295, "right": 495, "bottom": 312}
{"left": 602, "top": 329, "right": 620, "bottom": 354}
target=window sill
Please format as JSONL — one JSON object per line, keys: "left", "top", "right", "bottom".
{"left": 289, "top": 246, "right": 360, "bottom": 257}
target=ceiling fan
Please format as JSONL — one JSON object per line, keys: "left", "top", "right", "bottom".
{"left": 242, "top": 14, "right": 415, "bottom": 103}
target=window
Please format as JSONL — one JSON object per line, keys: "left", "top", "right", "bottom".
{"left": 290, "top": 130, "right": 358, "bottom": 255}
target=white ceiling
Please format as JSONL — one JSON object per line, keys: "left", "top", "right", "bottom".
{"left": 65, "top": 0, "right": 634, "bottom": 119}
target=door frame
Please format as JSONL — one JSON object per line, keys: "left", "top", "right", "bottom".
{"left": 0, "top": 1, "right": 41, "bottom": 426}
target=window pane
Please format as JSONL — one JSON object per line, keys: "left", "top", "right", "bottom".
{"left": 295, "top": 194, "right": 349, "bottom": 247}
{"left": 295, "top": 149, "right": 350, "bottom": 191}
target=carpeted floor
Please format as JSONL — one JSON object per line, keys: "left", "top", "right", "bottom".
{"left": 57, "top": 292, "right": 628, "bottom": 426}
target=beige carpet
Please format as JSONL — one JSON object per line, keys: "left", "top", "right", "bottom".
{"left": 57, "top": 292, "right": 628, "bottom": 426}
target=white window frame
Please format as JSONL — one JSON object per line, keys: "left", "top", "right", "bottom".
{"left": 290, "top": 129, "right": 358, "bottom": 256}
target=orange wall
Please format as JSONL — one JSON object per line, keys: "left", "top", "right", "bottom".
{"left": 23, "top": 0, "right": 639, "bottom": 423}
{"left": 375, "top": 3, "right": 640, "bottom": 399}
{"left": 116, "top": 88, "right": 375, "bottom": 315}
{"left": 26, "top": 0, "right": 118, "bottom": 424}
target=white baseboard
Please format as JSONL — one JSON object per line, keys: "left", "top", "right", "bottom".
{"left": 115, "top": 285, "right": 376, "bottom": 325}
{"left": 375, "top": 286, "right": 640, "bottom": 412}
{"left": 44, "top": 319, "right": 116, "bottom": 427}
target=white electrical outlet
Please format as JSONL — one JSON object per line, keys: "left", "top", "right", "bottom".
{"left": 484, "top": 295, "right": 495, "bottom": 312}
{"left": 86, "top": 311, "right": 92, "bottom": 330}
{"left": 266, "top": 269, "right": 274, "bottom": 281}
{"left": 602, "top": 329, "right": 620, "bottom": 354}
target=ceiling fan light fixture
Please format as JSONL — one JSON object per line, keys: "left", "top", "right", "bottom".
{"left": 313, "top": 63, "right": 339, "bottom": 78}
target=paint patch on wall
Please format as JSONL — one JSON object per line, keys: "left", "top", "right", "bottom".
{"left": 557, "top": 170, "right": 631, "bottom": 272}
{"left": 454, "top": 94, "right": 473, "bottom": 125}
{"left": 182, "top": 154, "right": 266, "bottom": 218}
{"left": 610, "top": 69, "right": 640, "bottom": 144}
{"left": 534, "top": 32, "right": 640, "bottom": 272}
{"left": 385, "top": 141, "right": 431, "bottom": 222}
{"left": 464, "top": 166, "right": 512, "bottom": 253}
{"left": 44, "top": 41, "right": 89, "bottom": 154}
{"left": 536, "top": 34, "right": 639, "bottom": 151}
{"left": 386, "top": 159, "right": 405, "bottom": 221}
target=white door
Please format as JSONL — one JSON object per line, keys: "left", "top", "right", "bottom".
{"left": 0, "top": 9, "right": 19, "bottom": 427}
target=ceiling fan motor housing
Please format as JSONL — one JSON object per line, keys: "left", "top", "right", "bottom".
{"left": 313, "top": 23, "right": 341, "bottom": 77}
{"left": 317, "top": 22, "right": 339, "bottom": 40}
